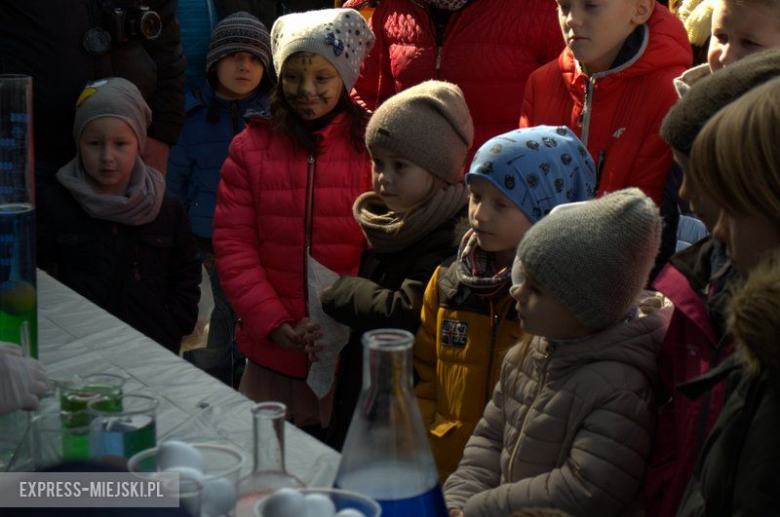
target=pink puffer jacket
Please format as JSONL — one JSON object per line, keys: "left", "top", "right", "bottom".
{"left": 213, "top": 112, "right": 371, "bottom": 378}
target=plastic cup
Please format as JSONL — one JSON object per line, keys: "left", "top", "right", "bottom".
{"left": 128, "top": 442, "right": 246, "bottom": 516}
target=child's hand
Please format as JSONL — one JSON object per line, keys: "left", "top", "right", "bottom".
{"left": 449, "top": 509, "right": 464, "bottom": 517}
{"left": 294, "top": 318, "right": 325, "bottom": 362}
{"left": 269, "top": 323, "right": 304, "bottom": 353}
{"left": 294, "top": 317, "right": 323, "bottom": 344}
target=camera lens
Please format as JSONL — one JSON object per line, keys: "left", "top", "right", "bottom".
{"left": 139, "top": 11, "right": 162, "bottom": 40}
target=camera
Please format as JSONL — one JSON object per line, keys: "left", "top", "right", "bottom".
{"left": 104, "top": 2, "right": 162, "bottom": 43}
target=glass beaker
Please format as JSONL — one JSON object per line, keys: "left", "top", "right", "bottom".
{"left": 235, "top": 402, "right": 304, "bottom": 517}
{"left": 88, "top": 394, "right": 158, "bottom": 465}
{"left": 335, "top": 329, "right": 447, "bottom": 516}
{"left": 0, "top": 74, "right": 37, "bottom": 359}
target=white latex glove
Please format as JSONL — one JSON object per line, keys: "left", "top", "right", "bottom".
{"left": 0, "top": 342, "right": 47, "bottom": 414}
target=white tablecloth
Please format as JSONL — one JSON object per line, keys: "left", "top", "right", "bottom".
{"left": 36, "top": 270, "right": 340, "bottom": 487}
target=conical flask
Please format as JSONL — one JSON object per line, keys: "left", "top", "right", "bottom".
{"left": 335, "top": 329, "right": 447, "bottom": 516}
{"left": 235, "top": 402, "right": 304, "bottom": 517}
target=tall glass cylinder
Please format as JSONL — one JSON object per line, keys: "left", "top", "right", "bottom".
{"left": 235, "top": 402, "right": 304, "bottom": 517}
{"left": 0, "top": 74, "right": 36, "bottom": 359}
{"left": 335, "top": 329, "right": 447, "bottom": 516}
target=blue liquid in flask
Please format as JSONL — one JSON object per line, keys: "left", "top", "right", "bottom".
{"left": 0, "top": 203, "right": 37, "bottom": 357}
{"left": 337, "top": 462, "right": 447, "bottom": 517}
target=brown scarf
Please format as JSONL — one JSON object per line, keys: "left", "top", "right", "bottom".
{"left": 353, "top": 183, "right": 467, "bottom": 253}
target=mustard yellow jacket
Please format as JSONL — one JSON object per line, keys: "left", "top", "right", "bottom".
{"left": 414, "top": 259, "right": 523, "bottom": 482}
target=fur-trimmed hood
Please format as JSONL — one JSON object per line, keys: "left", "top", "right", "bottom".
{"left": 729, "top": 251, "right": 780, "bottom": 373}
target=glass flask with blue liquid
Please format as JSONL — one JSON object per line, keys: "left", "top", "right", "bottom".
{"left": 335, "top": 329, "right": 448, "bottom": 516}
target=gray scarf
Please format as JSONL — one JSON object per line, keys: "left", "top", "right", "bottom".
{"left": 55, "top": 157, "right": 165, "bottom": 226}
{"left": 353, "top": 183, "right": 467, "bottom": 253}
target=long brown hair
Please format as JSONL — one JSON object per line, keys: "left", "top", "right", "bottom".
{"left": 269, "top": 84, "right": 369, "bottom": 156}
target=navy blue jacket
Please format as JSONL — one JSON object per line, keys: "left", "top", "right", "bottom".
{"left": 37, "top": 185, "right": 201, "bottom": 353}
{"left": 167, "top": 84, "right": 269, "bottom": 239}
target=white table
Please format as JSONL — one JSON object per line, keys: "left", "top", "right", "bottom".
{"left": 36, "top": 270, "right": 340, "bottom": 486}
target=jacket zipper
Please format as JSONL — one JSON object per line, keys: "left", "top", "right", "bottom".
{"left": 577, "top": 76, "right": 596, "bottom": 147}
{"left": 506, "top": 343, "right": 555, "bottom": 479}
{"left": 230, "top": 100, "right": 240, "bottom": 135}
{"left": 303, "top": 154, "right": 316, "bottom": 313}
{"left": 483, "top": 302, "right": 501, "bottom": 404}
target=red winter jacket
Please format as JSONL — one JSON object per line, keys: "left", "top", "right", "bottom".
{"left": 348, "top": 0, "right": 563, "bottom": 155}
{"left": 644, "top": 240, "right": 734, "bottom": 516}
{"left": 519, "top": 3, "right": 691, "bottom": 206}
{"left": 213, "top": 112, "right": 371, "bottom": 378}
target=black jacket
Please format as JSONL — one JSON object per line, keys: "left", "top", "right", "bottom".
{"left": 321, "top": 212, "right": 465, "bottom": 448}
{"left": 37, "top": 184, "right": 201, "bottom": 353}
{"left": 0, "top": 0, "right": 186, "bottom": 187}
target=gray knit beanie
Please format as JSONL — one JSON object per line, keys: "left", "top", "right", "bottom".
{"left": 366, "top": 80, "right": 473, "bottom": 184}
{"left": 271, "top": 8, "right": 374, "bottom": 91}
{"left": 73, "top": 77, "right": 151, "bottom": 152}
{"left": 206, "top": 12, "right": 272, "bottom": 73}
{"left": 661, "top": 48, "right": 780, "bottom": 155}
{"left": 516, "top": 188, "right": 662, "bottom": 330}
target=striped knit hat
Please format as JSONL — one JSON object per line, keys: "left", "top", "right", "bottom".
{"left": 206, "top": 12, "right": 272, "bottom": 73}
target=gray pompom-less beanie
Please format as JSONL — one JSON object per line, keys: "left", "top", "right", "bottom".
{"left": 516, "top": 188, "right": 662, "bottom": 330}
{"left": 270, "top": 8, "right": 374, "bottom": 91}
{"left": 366, "top": 80, "right": 474, "bottom": 184}
{"left": 72, "top": 77, "right": 151, "bottom": 153}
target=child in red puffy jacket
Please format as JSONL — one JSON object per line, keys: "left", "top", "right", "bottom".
{"left": 212, "top": 9, "right": 373, "bottom": 436}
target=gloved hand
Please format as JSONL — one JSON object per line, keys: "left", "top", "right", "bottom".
{"left": 0, "top": 342, "right": 47, "bottom": 415}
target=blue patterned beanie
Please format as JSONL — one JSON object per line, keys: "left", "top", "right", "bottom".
{"left": 466, "top": 126, "right": 597, "bottom": 223}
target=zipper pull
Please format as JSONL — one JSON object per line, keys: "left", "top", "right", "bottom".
{"left": 307, "top": 154, "right": 315, "bottom": 164}
{"left": 436, "top": 46, "right": 443, "bottom": 73}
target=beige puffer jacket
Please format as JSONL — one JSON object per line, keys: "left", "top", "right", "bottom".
{"left": 443, "top": 305, "right": 672, "bottom": 517}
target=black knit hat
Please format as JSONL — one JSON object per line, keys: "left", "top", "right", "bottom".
{"left": 660, "top": 48, "right": 780, "bottom": 155}
{"left": 206, "top": 12, "right": 272, "bottom": 73}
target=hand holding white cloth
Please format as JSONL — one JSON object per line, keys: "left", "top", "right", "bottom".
{"left": 306, "top": 256, "right": 351, "bottom": 399}
{"left": 0, "top": 342, "right": 47, "bottom": 414}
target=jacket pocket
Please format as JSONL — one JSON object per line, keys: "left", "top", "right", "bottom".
{"left": 430, "top": 413, "right": 462, "bottom": 438}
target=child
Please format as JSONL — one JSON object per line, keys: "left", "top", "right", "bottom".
{"left": 675, "top": 0, "right": 780, "bottom": 95}
{"left": 346, "top": 0, "right": 563, "bottom": 158}
{"left": 167, "top": 11, "right": 273, "bottom": 385}
{"left": 212, "top": 9, "right": 374, "bottom": 435}
{"left": 675, "top": 75, "right": 780, "bottom": 516}
{"left": 519, "top": 0, "right": 691, "bottom": 206}
{"left": 644, "top": 48, "right": 780, "bottom": 516}
{"left": 320, "top": 80, "right": 474, "bottom": 451}
{"left": 37, "top": 78, "right": 201, "bottom": 354}
{"left": 444, "top": 188, "right": 671, "bottom": 517}
{"left": 415, "top": 125, "right": 597, "bottom": 482}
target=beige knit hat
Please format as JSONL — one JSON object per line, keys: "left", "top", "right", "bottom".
{"left": 661, "top": 48, "right": 780, "bottom": 155}
{"left": 516, "top": 188, "right": 662, "bottom": 330}
{"left": 72, "top": 77, "right": 151, "bottom": 153}
{"left": 365, "top": 80, "right": 474, "bottom": 184}
{"left": 270, "top": 8, "right": 374, "bottom": 91}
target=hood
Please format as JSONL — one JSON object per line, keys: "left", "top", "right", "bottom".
{"left": 537, "top": 300, "right": 673, "bottom": 394}
{"left": 728, "top": 251, "right": 780, "bottom": 373}
{"left": 559, "top": 3, "right": 692, "bottom": 90}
